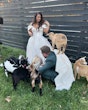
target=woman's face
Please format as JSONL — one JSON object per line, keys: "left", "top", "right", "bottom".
{"left": 36, "top": 14, "right": 41, "bottom": 23}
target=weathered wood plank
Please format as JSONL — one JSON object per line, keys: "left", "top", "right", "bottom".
{"left": 0, "top": 0, "right": 88, "bottom": 62}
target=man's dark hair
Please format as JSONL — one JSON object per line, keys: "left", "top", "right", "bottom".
{"left": 40, "top": 46, "right": 50, "bottom": 54}
{"left": 32, "top": 12, "right": 44, "bottom": 28}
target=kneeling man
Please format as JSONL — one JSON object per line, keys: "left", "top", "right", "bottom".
{"left": 38, "top": 46, "right": 58, "bottom": 83}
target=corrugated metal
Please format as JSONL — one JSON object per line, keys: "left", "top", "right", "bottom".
{"left": 0, "top": 0, "right": 88, "bottom": 62}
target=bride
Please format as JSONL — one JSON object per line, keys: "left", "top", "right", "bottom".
{"left": 26, "top": 12, "right": 52, "bottom": 64}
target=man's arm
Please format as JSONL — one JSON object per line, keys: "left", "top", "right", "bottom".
{"left": 38, "top": 60, "right": 55, "bottom": 73}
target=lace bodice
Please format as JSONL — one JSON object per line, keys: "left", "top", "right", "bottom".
{"left": 28, "top": 24, "right": 47, "bottom": 36}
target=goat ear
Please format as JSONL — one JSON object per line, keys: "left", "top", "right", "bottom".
{"left": 84, "top": 56, "right": 86, "bottom": 58}
{"left": 81, "top": 56, "right": 86, "bottom": 59}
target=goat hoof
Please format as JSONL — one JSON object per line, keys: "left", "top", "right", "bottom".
{"left": 32, "top": 87, "right": 35, "bottom": 92}
{"left": 40, "top": 89, "right": 42, "bottom": 96}
{"left": 13, "top": 86, "right": 16, "bottom": 90}
{"left": 40, "top": 92, "right": 43, "bottom": 96}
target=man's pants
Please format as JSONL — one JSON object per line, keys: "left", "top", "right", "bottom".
{"left": 41, "top": 69, "right": 58, "bottom": 82}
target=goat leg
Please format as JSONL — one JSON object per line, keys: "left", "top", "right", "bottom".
{"left": 12, "top": 76, "right": 19, "bottom": 90}
{"left": 39, "top": 88, "right": 42, "bottom": 96}
{"left": 52, "top": 42, "right": 55, "bottom": 50}
{"left": 74, "top": 70, "right": 77, "bottom": 80}
{"left": 39, "top": 78, "right": 43, "bottom": 96}
{"left": 62, "top": 45, "right": 66, "bottom": 54}
{"left": 13, "top": 80, "right": 17, "bottom": 90}
{"left": 86, "top": 76, "right": 88, "bottom": 81}
{"left": 31, "top": 79, "right": 35, "bottom": 92}
{"left": 77, "top": 74, "right": 80, "bottom": 79}
{"left": 5, "top": 69, "right": 8, "bottom": 77}
{"left": 32, "top": 87, "right": 35, "bottom": 92}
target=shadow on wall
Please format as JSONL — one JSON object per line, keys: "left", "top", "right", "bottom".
{"left": 0, "top": 41, "right": 2, "bottom": 44}
{"left": 0, "top": 17, "right": 3, "bottom": 24}
{"left": 0, "top": 17, "right": 3, "bottom": 44}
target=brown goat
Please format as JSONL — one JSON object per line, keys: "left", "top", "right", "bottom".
{"left": 27, "top": 56, "right": 43, "bottom": 95}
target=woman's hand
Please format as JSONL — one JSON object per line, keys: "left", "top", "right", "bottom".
{"left": 28, "top": 29, "right": 33, "bottom": 37}
{"left": 44, "top": 20, "right": 50, "bottom": 27}
{"left": 43, "top": 20, "right": 50, "bottom": 34}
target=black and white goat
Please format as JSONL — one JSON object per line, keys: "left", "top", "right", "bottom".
{"left": 0, "top": 55, "right": 30, "bottom": 89}
{"left": 12, "top": 58, "right": 30, "bottom": 90}
{"left": 3, "top": 55, "right": 25, "bottom": 77}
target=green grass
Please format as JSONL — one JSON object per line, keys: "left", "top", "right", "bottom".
{"left": 0, "top": 45, "right": 88, "bottom": 110}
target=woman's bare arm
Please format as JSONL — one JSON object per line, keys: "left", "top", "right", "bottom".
{"left": 43, "top": 20, "right": 50, "bottom": 34}
{"left": 28, "top": 22, "right": 33, "bottom": 36}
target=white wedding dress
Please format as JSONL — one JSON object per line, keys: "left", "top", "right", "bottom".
{"left": 54, "top": 49, "right": 75, "bottom": 90}
{"left": 26, "top": 23, "right": 52, "bottom": 64}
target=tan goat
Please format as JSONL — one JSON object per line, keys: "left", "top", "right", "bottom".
{"left": 47, "top": 32, "right": 67, "bottom": 54}
{"left": 73, "top": 56, "right": 88, "bottom": 81}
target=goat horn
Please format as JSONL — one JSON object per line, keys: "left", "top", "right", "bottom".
{"left": 83, "top": 56, "right": 86, "bottom": 58}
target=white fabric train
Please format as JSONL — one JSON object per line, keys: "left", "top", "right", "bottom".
{"left": 54, "top": 49, "right": 75, "bottom": 90}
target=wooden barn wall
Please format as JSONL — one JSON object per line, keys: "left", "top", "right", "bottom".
{"left": 0, "top": 0, "right": 88, "bottom": 62}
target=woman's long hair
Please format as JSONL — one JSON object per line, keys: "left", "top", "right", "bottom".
{"left": 32, "top": 12, "right": 45, "bottom": 28}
